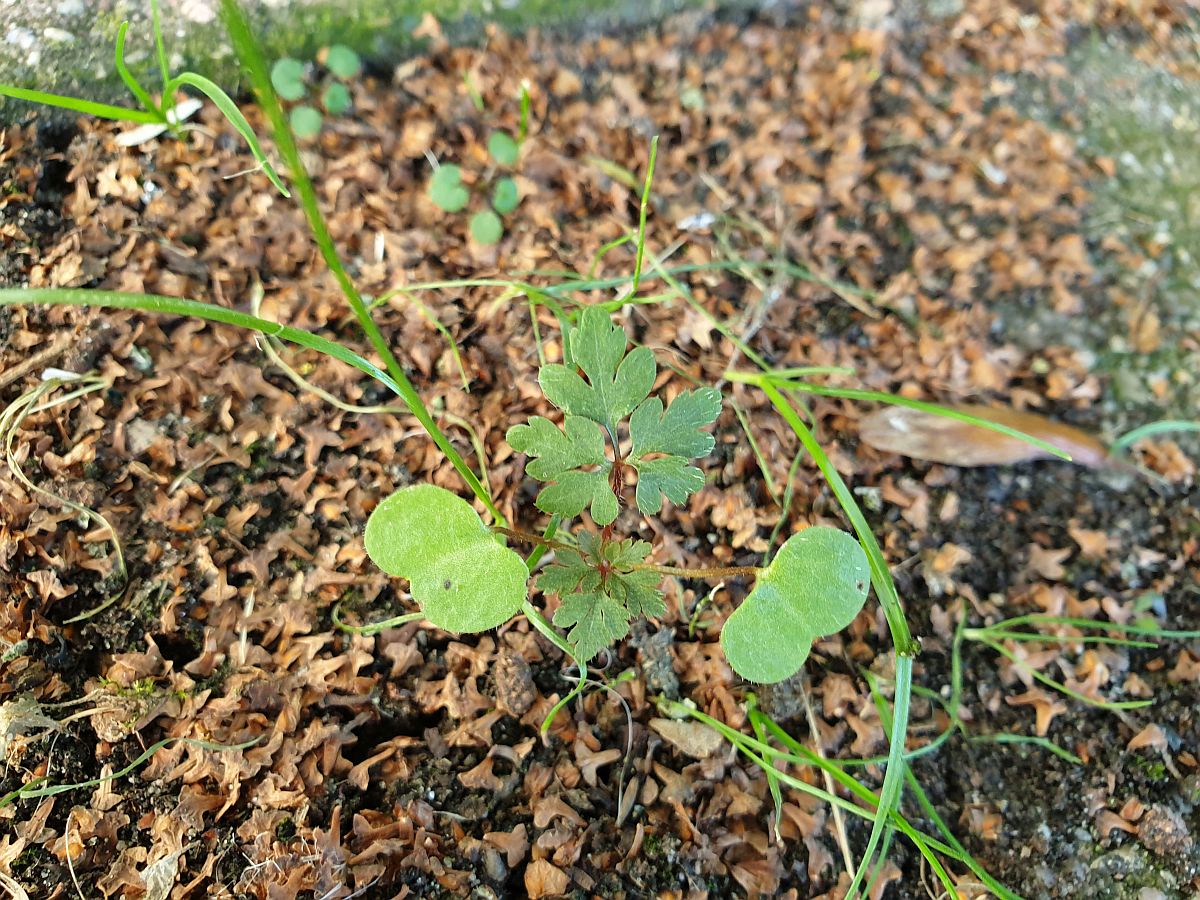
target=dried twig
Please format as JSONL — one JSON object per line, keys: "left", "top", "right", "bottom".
{"left": 0, "top": 331, "right": 74, "bottom": 391}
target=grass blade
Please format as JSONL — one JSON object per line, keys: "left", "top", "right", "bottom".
{"left": 1112, "top": 419, "right": 1200, "bottom": 452}
{"left": 733, "top": 376, "right": 1073, "bottom": 462}
{"left": 631, "top": 135, "right": 658, "bottom": 295}
{"left": 0, "top": 84, "right": 162, "bottom": 124}
{"left": 114, "top": 22, "right": 166, "bottom": 121}
{"left": 165, "top": 72, "right": 289, "bottom": 196}
{"left": 217, "top": 0, "right": 500, "bottom": 525}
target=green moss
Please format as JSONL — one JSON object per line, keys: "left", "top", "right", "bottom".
{"left": 275, "top": 816, "right": 297, "bottom": 840}
{"left": 1130, "top": 755, "right": 1169, "bottom": 783}
{"left": 10, "top": 846, "right": 47, "bottom": 876}
{"left": 99, "top": 674, "right": 159, "bottom": 698}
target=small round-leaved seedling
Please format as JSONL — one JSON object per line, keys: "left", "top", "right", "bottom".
{"left": 720, "top": 526, "right": 870, "bottom": 683}
{"left": 488, "top": 131, "right": 520, "bottom": 167}
{"left": 290, "top": 105, "right": 322, "bottom": 139}
{"left": 270, "top": 57, "right": 306, "bottom": 101}
{"left": 364, "top": 484, "right": 528, "bottom": 632}
{"left": 429, "top": 164, "right": 469, "bottom": 212}
{"left": 322, "top": 82, "right": 351, "bottom": 116}
{"left": 324, "top": 44, "right": 361, "bottom": 79}
{"left": 470, "top": 209, "right": 503, "bottom": 245}
{"left": 492, "top": 177, "right": 520, "bottom": 215}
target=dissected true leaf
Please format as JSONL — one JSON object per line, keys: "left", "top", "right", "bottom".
{"left": 537, "top": 471, "right": 619, "bottom": 523}
{"left": 507, "top": 416, "right": 606, "bottom": 478}
{"left": 720, "top": 526, "right": 869, "bottom": 683}
{"left": 537, "top": 549, "right": 598, "bottom": 597}
{"left": 629, "top": 388, "right": 722, "bottom": 459}
{"left": 539, "top": 307, "right": 655, "bottom": 432}
{"left": 429, "top": 164, "right": 469, "bottom": 212}
{"left": 633, "top": 455, "right": 706, "bottom": 515}
{"left": 506, "top": 416, "right": 617, "bottom": 523}
{"left": 364, "top": 484, "right": 528, "bottom": 633}
{"left": 537, "top": 533, "right": 665, "bottom": 660}
{"left": 605, "top": 537, "right": 652, "bottom": 569}
{"left": 553, "top": 591, "right": 630, "bottom": 662}
{"left": 859, "top": 404, "right": 1110, "bottom": 468}
{"left": 610, "top": 569, "right": 666, "bottom": 619}
{"left": 627, "top": 387, "right": 721, "bottom": 514}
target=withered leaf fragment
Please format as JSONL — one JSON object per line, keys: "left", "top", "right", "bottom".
{"left": 859, "top": 405, "right": 1111, "bottom": 469}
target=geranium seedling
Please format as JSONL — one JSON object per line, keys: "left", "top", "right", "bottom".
{"left": 364, "top": 306, "right": 872, "bottom": 685}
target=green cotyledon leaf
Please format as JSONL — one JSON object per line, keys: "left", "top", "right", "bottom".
{"left": 364, "top": 484, "right": 527, "bottom": 633}
{"left": 429, "top": 164, "right": 468, "bottom": 212}
{"left": 506, "top": 416, "right": 618, "bottom": 524}
{"left": 720, "top": 526, "right": 870, "bottom": 684}
{"left": 538, "top": 306, "right": 655, "bottom": 433}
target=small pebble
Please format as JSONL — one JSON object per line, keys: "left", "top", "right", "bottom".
{"left": 5, "top": 26, "right": 35, "bottom": 49}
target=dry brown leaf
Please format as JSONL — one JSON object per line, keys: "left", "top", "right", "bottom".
{"left": 1028, "top": 544, "right": 1071, "bottom": 580}
{"left": 1005, "top": 689, "right": 1068, "bottom": 736}
{"left": 1068, "top": 523, "right": 1112, "bottom": 559}
{"left": 524, "top": 859, "right": 570, "bottom": 898}
{"left": 859, "top": 404, "right": 1111, "bottom": 468}
{"left": 1095, "top": 809, "right": 1137, "bottom": 837}
{"left": 1127, "top": 724, "right": 1168, "bottom": 752}
{"left": 484, "top": 825, "right": 529, "bottom": 868}
{"left": 649, "top": 718, "right": 724, "bottom": 759}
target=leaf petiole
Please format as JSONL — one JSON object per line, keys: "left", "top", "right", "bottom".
{"left": 637, "top": 563, "right": 760, "bottom": 579}
{"left": 492, "top": 525, "right": 575, "bottom": 554}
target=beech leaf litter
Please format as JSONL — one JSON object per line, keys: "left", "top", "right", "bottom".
{"left": 1, "top": 2, "right": 1198, "bottom": 898}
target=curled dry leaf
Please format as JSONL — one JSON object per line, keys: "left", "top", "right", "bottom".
{"left": 859, "top": 404, "right": 1112, "bottom": 468}
{"left": 649, "top": 717, "right": 724, "bottom": 760}
{"left": 524, "top": 859, "right": 570, "bottom": 898}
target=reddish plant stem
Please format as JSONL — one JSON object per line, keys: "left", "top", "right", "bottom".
{"left": 636, "top": 563, "right": 761, "bottom": 579}
{"left": 492, "top": 527, "right": 574, "bottom": 553}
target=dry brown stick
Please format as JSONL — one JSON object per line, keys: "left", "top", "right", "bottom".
{"left": 0, "top": 331, "right": 74, "bottom": 391}
{"left": 800, "top": 673, "right": 855, "bottom": 874}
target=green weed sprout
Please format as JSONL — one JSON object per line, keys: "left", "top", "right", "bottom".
{"left": 427, "top": 87, "right": 528, "bottom": 245}
{"left": 270, "top": 43, "right": 362, "bottom": 139}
